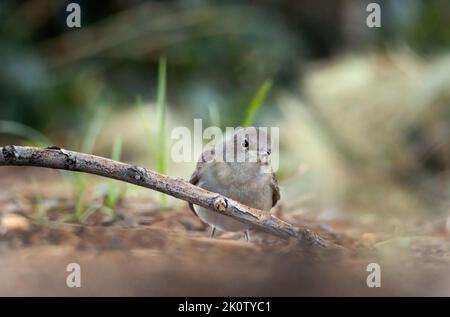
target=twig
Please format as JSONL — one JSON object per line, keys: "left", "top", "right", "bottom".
{"left": 0, "top": 145, "right": 332, "bottom": 248}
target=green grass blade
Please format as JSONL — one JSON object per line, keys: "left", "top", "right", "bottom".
{"left": 111, "top": 136, "right": 123, "bottom": 161}
{"left": 0, "top": 120, "right": 83, "bottom": 203}
{"left": 156, "top": 56, "right": 168, "bottom": 208}
{"left": 82, "top": 107, "right": 106, "bottom": 153}
{"left": 31, "top": 177, "right": 48, "bottom": 220}
{"left": 105, "top": 136, "right": 124, "bottom": 209}
{"left": 74, "top": 107, "right": 106, "bottom": 222}
{"left": 208, "top": 102, "right": 221, "bottom": 127}
{"left": 136, "top": 96, "right": 154, "bottom": 153}
{"left": 0, "top": 120, "right": 52, "bottom": 146}
{"left": 242, "top": 79, "right": 273, "bottom": 127}
{"left": 74, "top": 186, "right": 86, "bottom": 222}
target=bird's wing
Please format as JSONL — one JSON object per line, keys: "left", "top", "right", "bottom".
{"left": 188, "top": 163, "right": 202, "bottom": 216}
{"left": 271, "top": 172, "right": 281, "bottom": 207}
{"left": 188, "top": 146, "right": 215, "bottom": 216}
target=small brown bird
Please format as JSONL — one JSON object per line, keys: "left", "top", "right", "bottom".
{"left": 189, "top": 127, "right": 280, "bottom": 240}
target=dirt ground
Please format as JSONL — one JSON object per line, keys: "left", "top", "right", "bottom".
{"left": 1, "top": 166, "right": 450, "bottom": 296}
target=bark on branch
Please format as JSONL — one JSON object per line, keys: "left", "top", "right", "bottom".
{"left": 0, "top": 145, "right": 332, "bottom": 248}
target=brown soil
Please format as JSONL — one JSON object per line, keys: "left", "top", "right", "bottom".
{"left": 0, "top": 167, "right": 449, "bottom": 296}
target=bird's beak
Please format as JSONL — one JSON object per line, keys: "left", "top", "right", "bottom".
{"left": 258, "top": 151, "right": 270, "bottom": 165}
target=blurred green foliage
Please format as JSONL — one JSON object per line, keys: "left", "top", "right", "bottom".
{"left": 1, "top": 0, "right": 448, "bottom": 133}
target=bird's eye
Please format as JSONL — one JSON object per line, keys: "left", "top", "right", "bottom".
{"left": 242, "top": 138, "right": 249, "bottom": 149}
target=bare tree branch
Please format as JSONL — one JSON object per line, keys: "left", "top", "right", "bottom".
{"left": 0, "top": 145, "right": 333, "bottom": 248}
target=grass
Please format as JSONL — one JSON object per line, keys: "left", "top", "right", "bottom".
{"left": 242, "top": 79, "right": 272, "bottom": 127}
{"left": 156, "top": 56, "right": 168, "bottom": 208}
{"left": 0, "top": 116, "right": 105, "bottom": 222}
{"left": 0, "top": 107, "right": 143, "bottom": 224}
{"left": 75, "top": 136, "right": 126, "bottom": 224}
{"left": 137, "top": 96, "right": 154, "bottom": 146}
{"left": 73, "top": 108, "right": 106, "bottom": 222}
{"left": 31, "top": 177, "right": 49, "bottom": 220}
{"left": 0, "top": 120, "right": 52, "bottom": 147}
{"left": 0, "top": 120, "right": 69, "bottom": 221}
{"left": 82, "top": 107, "right": 106, "bottom": 154}
{"left": 0, "top": 119, "right": 89, "bottom": 222}
{"left": 79, "top": 136, "right": 127, "bottom": 224}
{"left": 0, "top": 121, "right": 52, "bottom": 221}
{"left": 103, "top": 136, "right": 126, "bottom": 209}
{"left": 208, "top": 102, "right": 221, "bottom": 127}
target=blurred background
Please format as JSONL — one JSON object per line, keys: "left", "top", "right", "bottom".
{"left": 1, "top": 0, "right": 450, "bottom": 229}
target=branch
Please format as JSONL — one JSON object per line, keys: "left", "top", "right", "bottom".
{"left": 0, "top": 145, "right": 332, "bottom": 249}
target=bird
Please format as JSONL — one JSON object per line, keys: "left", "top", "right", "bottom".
{"left": 188, "top": 127, "right": 280, "bottom": 240}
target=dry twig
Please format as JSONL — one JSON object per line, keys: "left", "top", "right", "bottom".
{"left": 0, "top": 145, "right": 332, "bottom": 248}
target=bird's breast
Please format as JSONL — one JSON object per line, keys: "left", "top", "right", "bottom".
{"left": 199, "top": 164, "right": 273, "bottom": 211}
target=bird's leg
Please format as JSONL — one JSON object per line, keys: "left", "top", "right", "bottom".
{"left": 210, "top": 226, "right": 216, "bottom": 238}
{"left": 244, "top": 230, "right": 250, "bottom": 241}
